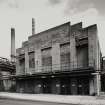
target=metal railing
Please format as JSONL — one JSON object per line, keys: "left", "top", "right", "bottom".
{"left": 16, "top": 60, "right": 95, "bottom": 75}
{"left": 0, "top": 57, "right": 15, "bottom": 65}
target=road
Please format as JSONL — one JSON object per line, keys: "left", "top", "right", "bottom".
{"left": 0, "top": 98, "right": 75, "bottom": 105}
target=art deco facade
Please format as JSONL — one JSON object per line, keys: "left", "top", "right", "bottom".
{"left": 16, "top": 22, "right": 101, "bottom": 95}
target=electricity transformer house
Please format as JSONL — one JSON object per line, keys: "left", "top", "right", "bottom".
{"left": 15, "top": 20, "right": 102, "bottom": 95}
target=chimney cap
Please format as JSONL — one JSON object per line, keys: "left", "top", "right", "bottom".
{"left": 32, "top": 18, "right": 35, "bottom": 35}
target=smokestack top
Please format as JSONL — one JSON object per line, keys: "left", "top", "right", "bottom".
{"left": 32, "top": 18, "right": 35, "bottom": 35}
{"left": 11, "top": 28, "right": 15, "bottom": 33}
{"left": 11, "top": 27, "right": 15, "bottom": 30}
{"left": 11, "top": 28, "right": 15, "bottom": 37}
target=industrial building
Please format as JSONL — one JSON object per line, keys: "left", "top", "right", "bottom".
{"left": 15, "top": 20, "right": 102, "bottom": 95}
{"left": 0, "top": 57, "right": 15, "bottom": 91}
{"left": 0, "top": 28, "right": 16, "bottom": 92}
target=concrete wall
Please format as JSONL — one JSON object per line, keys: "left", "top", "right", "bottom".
{"left": 70, "top": 35, "right": 77, "bottom": 69}
{"left": 88, "top": 25, "right": 101, "bottom": 95}
{"left": 25, "top": 47, "right": 29, "bottom": 74}
{"left": 88, "top": 24, "right": 101, "bottom": 69}
{"left": 70, "top": 22, "right": 83, "bottom": 69}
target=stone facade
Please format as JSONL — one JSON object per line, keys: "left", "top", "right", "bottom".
{"left": 16, "top": 21, "right": 101, "bottom": 95}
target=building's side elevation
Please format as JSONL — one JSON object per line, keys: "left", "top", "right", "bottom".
{"left": 15, "top": 22, "right": 101, "bottom": 95}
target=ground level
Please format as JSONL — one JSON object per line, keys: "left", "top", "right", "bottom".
{"left": 16, "top": 76, "right": 91, "bottom": 95}
{"left": 0, "top": 99, "right": 75, "bottom": 105}
{"left": 0, "top": 92, "right": 105, "bottom": 105}
{"left": 15, "top": 68, "right": 99, "bottom": 95}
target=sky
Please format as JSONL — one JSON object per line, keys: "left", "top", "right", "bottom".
{"left": 0, "top": 0, "right": 105, "bottom": 59}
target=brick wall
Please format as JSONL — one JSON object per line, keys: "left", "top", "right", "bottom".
{"left": 28, "top": 22, "right": 70, "bottom": 50}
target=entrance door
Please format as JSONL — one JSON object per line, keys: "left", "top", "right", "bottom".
{"left": 78, "top": 79, "right": 83, "bottom": 95}
{"left": 43, "top": 79, "right": 51, "bottom": 93}
{"left": 61, "top": 78, "right": 70, "bottom": 95}
{"left": 70, "top": 78, "right": 78, "bottom": 95}
{"left": 77, "top": 78, "right": 89, "bottom": 95}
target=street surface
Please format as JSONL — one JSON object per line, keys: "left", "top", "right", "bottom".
{"left": 0, "top": 98, "right": 75, "bottom": 105}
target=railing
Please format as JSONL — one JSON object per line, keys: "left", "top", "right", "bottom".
{"left": 0, "top": 57, "right": 15, "bottom": 65}
{"left": 16, "top": 60, "right": 95, "bottom": 76}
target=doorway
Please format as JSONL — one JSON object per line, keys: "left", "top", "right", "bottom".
{"left": 43, "top": 79, "right": 51, "bottom": 93}
{"left": 77, "top": 78, "right": 89, "bottom": 95}
{"left": 60, "top": 78, "right": 70, "bottom": 95}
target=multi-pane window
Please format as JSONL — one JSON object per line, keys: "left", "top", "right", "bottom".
{"left": 29, "top": 52, "right": 35, "bottom": 68}
{"left": 60, "top": 53, "right": 70, "bottom": 71}
{"left": 60, "top": 43, "right": 70, "bottom": 71}
{"left": 41, "top": 48, "right": 52, "bottom": 72}
{"left": 42, "top": 56, "right": 52, "bottom": 71}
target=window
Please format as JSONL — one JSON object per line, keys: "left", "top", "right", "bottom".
{"left": 41, "top": 48, "right": 52, "bottom": 72}
{"left": 60, "top": 53, "right": 70, "bottom": 71}
{"left": 29, "top": 52, "right": 35, "bottom": 68}
{"left": 60, "top": 43, "right": 70, "bottom": 71}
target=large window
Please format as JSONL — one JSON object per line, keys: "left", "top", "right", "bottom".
{"left": 29, "top": 52, "right": 35, "bottom": 68}
{"left": 60, "top": 53, "right": 70, "bottom": 71}
{"left": 42, "top": 56, "right": 52, "bottom": 72}
{"left": 60, "top": 43, "right": 70, "bottom": 71}
{"left": 41, "top": 48, "right": 52, "bottom": 72}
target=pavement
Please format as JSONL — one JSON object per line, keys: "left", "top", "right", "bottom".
{"left": 0, "top": 98, "right": 72, "bottom": 105}
{"left": 0, "top": 92, "right": 105, "bottom": 105}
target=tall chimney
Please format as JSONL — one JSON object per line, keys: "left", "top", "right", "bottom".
{"left": 32, "top": 18, "right": 35, "bottom": 35}
{"left": 11, "top": 28, "right": 16, "bottom": 62}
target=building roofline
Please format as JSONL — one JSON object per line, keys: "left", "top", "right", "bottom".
{"left": 28, "top": 22, "right": 70, "bottom": 40}
{"left": 85, "top": 24, "right": 97, "bottom": 29}
{"left": 71, "top": 22, "right": 82, "bottom": 27}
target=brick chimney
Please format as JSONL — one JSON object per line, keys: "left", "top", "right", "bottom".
{"left": 11, "top": 28, "right": 16, "bottom": 62}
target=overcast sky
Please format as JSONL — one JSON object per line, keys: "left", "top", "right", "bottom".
{"left": 0, "top": 0, "right": 105, "bottom": 59}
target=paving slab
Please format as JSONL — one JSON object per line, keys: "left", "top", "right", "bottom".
{"left": 0, "top": 92, "right": 105, "bottom": 105}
